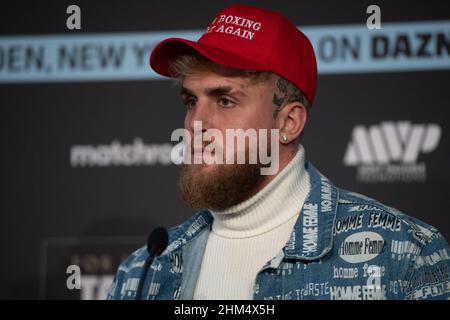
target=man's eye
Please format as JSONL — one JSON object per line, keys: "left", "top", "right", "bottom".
{"left": 218, "top": 97, "right": 236, "bottom": 108}
{"left": 183, "top": 97, "right": 197, "bottom": 109}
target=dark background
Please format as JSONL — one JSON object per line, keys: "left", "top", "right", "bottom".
{"left": 0, "top": 0, "right": 449, "bottom": 299}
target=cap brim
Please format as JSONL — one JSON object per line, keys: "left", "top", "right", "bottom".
{"left": 150, "top": 38, "right": 269, "bottom": 77}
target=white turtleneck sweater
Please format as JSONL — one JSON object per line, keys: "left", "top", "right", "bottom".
{"left": 193, "top": 145, "right": 311, "bottom": 300}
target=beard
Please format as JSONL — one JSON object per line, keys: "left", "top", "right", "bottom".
{"left": 178, "top": 148, "right": 267, "bottom": 211}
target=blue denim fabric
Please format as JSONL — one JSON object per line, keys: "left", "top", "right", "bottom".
{"left": 108, "top": 163, "right": 450, "bottom": 300}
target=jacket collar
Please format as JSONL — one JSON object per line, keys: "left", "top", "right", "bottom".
{"left": 283, "top": 162, "right": 338, "bottom": 260}
{"left": 165, "top": 162, "right": 338, "bottom": 261}
{"left": 164, "top": 210, "right": 213, "bottom": 254}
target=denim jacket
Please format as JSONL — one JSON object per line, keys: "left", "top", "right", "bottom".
{"left": 108, "top": 163, "right": 450, "bottom": 300}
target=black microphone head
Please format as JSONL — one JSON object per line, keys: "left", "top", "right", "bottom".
{"left": 147, "top": 227, "right": 169, "bottom": 256}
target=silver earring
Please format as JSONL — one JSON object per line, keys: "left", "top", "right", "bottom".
{"left": 282, "top": 135, "right": 288, "bottom": 142}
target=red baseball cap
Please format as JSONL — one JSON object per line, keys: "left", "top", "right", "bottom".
{"left": 150, "top": 4, "right": 317, "bottom": 104}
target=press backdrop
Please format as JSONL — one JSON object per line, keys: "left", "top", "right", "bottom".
{"left": 0, "top": 0, "right": 449, "bottom": 299}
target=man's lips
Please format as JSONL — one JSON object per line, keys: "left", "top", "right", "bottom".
{"left": 191, "top": 147, "right": 218, "bottom": 159}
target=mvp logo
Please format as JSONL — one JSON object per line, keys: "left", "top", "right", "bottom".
{"left": 343, "top": 121, "right": 441, "bottom": 182}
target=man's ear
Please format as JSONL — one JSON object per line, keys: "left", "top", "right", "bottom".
{"left": 276, "top": 102, "right": 307, "bottom": 144}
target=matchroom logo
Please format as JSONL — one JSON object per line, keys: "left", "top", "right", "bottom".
{"left": 343, "top": 121, "right": 441, "bottom": 183}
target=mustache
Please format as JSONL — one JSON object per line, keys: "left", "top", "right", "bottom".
{"left": 188, "top": 135, "right": 223, "bottom": 152}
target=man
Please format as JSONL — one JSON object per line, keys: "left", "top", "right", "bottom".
{"left": 108, "top": 4, "right": 450, "bottom": 300}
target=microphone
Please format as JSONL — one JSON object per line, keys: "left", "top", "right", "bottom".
{"left": 135, "top": 226, "right": 169, "bottom": 300}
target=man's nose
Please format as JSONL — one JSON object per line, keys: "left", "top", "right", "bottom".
{"left": 187, "top": 99, "right": 213, "bottom": 132}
